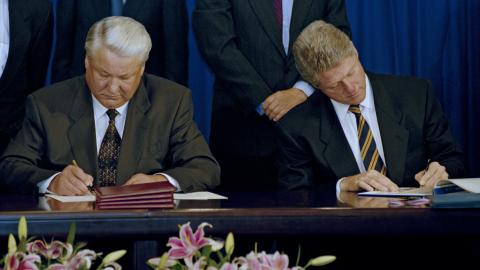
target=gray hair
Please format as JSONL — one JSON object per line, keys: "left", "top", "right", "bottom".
{"left": 293, "top": 20, "right": 355, "bottom": 86}
{"left": 85, "top": 16, "right": 152, "bottom": 63}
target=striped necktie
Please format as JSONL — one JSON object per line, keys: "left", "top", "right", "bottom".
{"left": 348, "top": 105, "right": 387, "bottom": 175}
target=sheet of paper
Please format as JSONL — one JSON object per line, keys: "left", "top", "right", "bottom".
{"left": 358, "top": 187, "right": 432, "bottom": 197}
{"left": 446, "top": 178, "right": 480, "bottom": 193}
{"left": 174, "top": 192, "right": 227, "bottom": 200}
{"left": 45, "top": 193, "right": 96, "bottom": 202}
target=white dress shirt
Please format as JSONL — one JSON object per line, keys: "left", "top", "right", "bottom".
{"left": 38, "top": 95, "right": 180, "bottom": 193}
{"left": 0, "top": 0, "right": 9, "bottom": 77}
{"left": 333, "top": 75, "right": 386, "bottom": 191}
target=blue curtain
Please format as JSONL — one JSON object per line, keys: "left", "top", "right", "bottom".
{"left": 49, "top": 0, "right": 479, "bottom": 176}
{"left": 346, "top": 0, "right": 480, "bottom": 176}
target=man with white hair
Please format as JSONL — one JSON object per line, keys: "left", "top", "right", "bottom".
{"left": 277, "top": 20, "right": 465, "bottom": 192}
{"left": 0, "top": 16, "right": 220, "bottom": 195}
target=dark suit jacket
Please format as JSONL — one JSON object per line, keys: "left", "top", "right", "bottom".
{"left": 51, "top": 0, "right": 188, "bottom": 86}
{"left": 0, "top": 74, "right": 220, "bottom": 194}
{"left": 0, "top": 0, "right": 52, "bottom": 151}
{"left": 277, "top": 72, "right": 466, "bottom": 190}
{"left": 193, "top": 0, "right": 351, "bottom": 158}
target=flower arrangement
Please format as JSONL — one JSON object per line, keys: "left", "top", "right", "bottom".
{"left": 147, "top": 222, "right": 335, "bottom": 270}
{"left": 0, "top": 217, "right": 126, "bottom": 270}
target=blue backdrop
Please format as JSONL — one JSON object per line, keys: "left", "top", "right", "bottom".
{"left": 48, "top": 0, "right": 480, "bottom": 176}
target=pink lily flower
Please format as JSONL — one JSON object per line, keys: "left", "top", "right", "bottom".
{"left": 167, "top": 222, "right": 223, "bottom": 260}
{"left": 5, "top": 253, "right": 40, "bottom": 270}
{"left": 27, "top": 240, "right": 70, "bottom": 260}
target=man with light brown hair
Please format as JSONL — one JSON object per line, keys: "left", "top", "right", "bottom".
{"left": 277, "top": 20, "right": 465, "bottom": 192}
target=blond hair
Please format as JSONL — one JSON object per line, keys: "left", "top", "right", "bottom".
{"left": 293, "top": 20, "right": 355, "bottom": 86}
{"left": 85, "top": 16, "right": 152, "bottom": 63}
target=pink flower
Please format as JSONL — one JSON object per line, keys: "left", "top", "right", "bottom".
{"left": 4, "top": 253, "right": 40, "bottom": 270}
{"left": 27, "top": 240, "right": 70, "bottom": 260}
{"left": 167, "top": 222, "right": 223, "bottom": 260}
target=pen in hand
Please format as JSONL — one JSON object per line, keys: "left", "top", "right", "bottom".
{"left": 72, "top": 160, "right": 95, "bottom": 192}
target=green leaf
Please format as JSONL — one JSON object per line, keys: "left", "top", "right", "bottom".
{"left": 67, "top": 222, "right": 76, "bottom": 245}
{"left": 306, "top": 255, "right": 336, "bottom": 267}
{"left": 156, "top": 252, "right": 169, "bottom": 270}
{"left": 102, "top": 249, "right": 127, "bottom": 264}
{"left": 8, "top": 234, "right": 17, "bottom": 254}
{"left": 295, "top": 245, "right": 301, "bottom": 267}
{"left": 18, "top": 216, "right": 27, "bottom": 241}
{"left": 225, "top": 232, "right": 234, "bottom": 256}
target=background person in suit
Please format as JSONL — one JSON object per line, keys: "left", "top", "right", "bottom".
{"left": 51, "top": 0, "right": 188, "bottom": 86}
{"left": 193, "top": 0, "right": 351, "bottom": 191}
{"left": 0, "top": 16, "right": 219, "bottom": 195}
{"left": 277, "top": 20, "right": 465, "bottom": 192}
{"left": 0, "top": 0, "right": 52, "bottom": 154}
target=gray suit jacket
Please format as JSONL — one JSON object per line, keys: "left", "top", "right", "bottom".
{"left": 277, "top": 72, "right": 466, "bottom": 190}
{"left": 0, "top": 74, "right": 220, "bottom": 194}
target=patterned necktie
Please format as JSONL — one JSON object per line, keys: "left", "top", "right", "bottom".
{"left": 98, "top": 109, "right": 121, "bottom": 186}
{"left": 348, "top": 105, "right": 387, "bottom": 175}
{"left": 273, "top": 0, "right": 283, "bottom": 32}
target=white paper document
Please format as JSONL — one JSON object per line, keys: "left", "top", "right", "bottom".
{"left": 358, "top": 187, "right": 432, "bottom": 197}
{"left": 174, "top": 192, "right": 228, "bottom": 200}
{"left": 46, "top": 193, "right": 96, "bottom": 202}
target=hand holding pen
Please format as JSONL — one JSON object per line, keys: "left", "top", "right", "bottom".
{"left": 47, "top": 160, "right": 94, "bottom": 196}
{"left": 414, "top": 159, "right": 449, "bottom": 188}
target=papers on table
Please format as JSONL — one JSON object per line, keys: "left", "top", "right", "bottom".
{"left": 45, "top": 191, "right": 227, "bottom": 202}
{"left": 358, "top": 187, "right": 432, "bottom": 197}
{"left": 46, "top": 193, "right": 96, "bottom": 202}
{"left": 174, "top": 192, "right": 227, "bottom": 200}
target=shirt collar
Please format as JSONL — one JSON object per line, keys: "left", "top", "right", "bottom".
{"left": 92, "top": 95, "right": 129, "bottom": 121}
{"left": 331, "top": 74, "right": 374, "bottom": 119}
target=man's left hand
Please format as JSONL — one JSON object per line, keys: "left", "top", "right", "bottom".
{"left": 262, "top": 88, "right": 308, "bottom": 121}
{"left": 414, "top": 161, "right": 449, "bottom": 188}
{"left": 123, "top": 173, "right": 167, "bottom": 185}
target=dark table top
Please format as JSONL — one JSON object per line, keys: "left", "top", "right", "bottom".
{"left": 1, "top": 189, "right": 479, "bottom": 238}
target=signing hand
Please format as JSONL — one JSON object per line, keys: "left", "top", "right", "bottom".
{"left": 262, "top": 88, "right": 307, "bottom": 121}
{"left": 49, "top": 165, "right": 94, "bottom": 195}
{"left": 123, "top": 173, "right": 167, "bottom": 186}
{"left": 341, "top": 170, "right": 399, "bottom": 192}
{"left": 414, "top": 161, "right": 448, "bottom": 188}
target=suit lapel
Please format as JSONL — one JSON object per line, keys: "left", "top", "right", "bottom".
{"left": 67, "top": 80, "right": 97, "bottom": 179}
{"left": 248, "top": 0, "right": 286, "bottom": 58}
{"left": 116, "top": 80, "right": 150, "bottom": 185}
{"left": 368, "top": 73, "right": 409, "bottom": 185}
{"left": 317, "top": 95, "right": 360, "bottom": 178}
{"left": 0, "top": 0, "right": 29, "bottom": 89}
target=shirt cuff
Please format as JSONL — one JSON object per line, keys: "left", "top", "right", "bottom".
{"left": 293, "top": 80, "right": 315, "bottom": 97}
{"left": 256, "top": 103, "right": 265, "bottom": 115}
{"left": 336, "top": 177, "right": 345, "bottom": 202}
{"left": 158, "top": 173, "right": 182, "bottom": 192}
{"left": 37, "top": 172, "right": 61, "bottom": 194}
